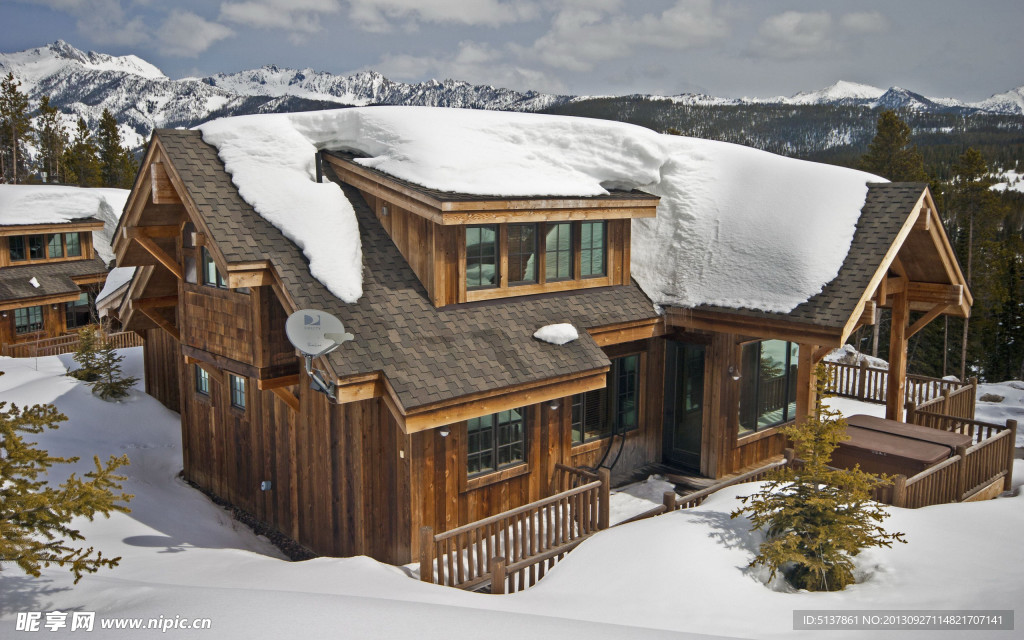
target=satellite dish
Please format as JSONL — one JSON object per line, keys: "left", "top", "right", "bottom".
{"left": 285, "top": 309, "right": 354, "bottom": 357}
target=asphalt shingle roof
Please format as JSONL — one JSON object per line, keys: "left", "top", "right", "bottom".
{"left": 0, "top": 258, "right": 107, "bottom": 303}
{"left": 157, "top": 129, "right": 659, "bottom": 410}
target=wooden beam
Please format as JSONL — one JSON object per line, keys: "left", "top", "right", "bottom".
{"left": 135, "top": 295, "right": 179, "bottom": 309}
{"left": 138, "top": 305, "right": 180, "bottom": 342}
{"left": 184, "top": 355, "right": 222, "bottom": 382}
{"left": 859, "top": 300, "right": 877, "bottom": 326}
{"left": 227, "top": 269, "right": 274, "bottom": 288}
{"left": 270, "top": 387, "right": 300, "bottom": 412}
{"left": 134, "top": 235, "right": 183, "bottom": 280}
{"left": 907, "top": 303, "right": 950, "bottom": 339}
{"left": 885, "top": 289, "right": 909, "bottom": 421}
{"left": 665, "top": 307, "right": 843, "bottom": 348}
{"left": 891, "top": 255, "right": 908, "bottom": 279}
{"left": 150, "top": 162, "right": 182, "bottom": 205}
{"left": 795, "top": 343, "right": 817, "bottom": 423}
{"left": 0, "top": 220, "right": 105, "bottom": 237}
{"left": 812, "top": 345, "right": 833, "bottom": 363}
{"left": 125, "top": 225, "right": 179, "bottom": 239}
{"left": 874, "top": 274, "right": 887, "bottom": 305}
{"left": 257, "top": 374, "right": 302, "bottom": 391}
{"left": 587, "top": 318, "right": 663, "bottom": 347}
{"left": 906, "top": 282, "right": 962, "bottom": 307}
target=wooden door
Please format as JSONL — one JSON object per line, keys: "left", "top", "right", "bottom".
{"left": 663, "top": 341, "right": 705, "bottom": 470}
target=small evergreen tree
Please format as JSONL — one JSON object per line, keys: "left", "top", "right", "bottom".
{"left": 0, "top": 372, "right": 132, "bottom": 583}
{"left": 88, "top": 339, "right": 139, "bottom": 400}
{"left": 34, "top": 95, "right": 68, "bottom": 184}
{"left": 732, "top": 365, "right": 905, "bottom": 591}
{"left": 96, "top": 109, "right": 137, "bottom": 189}
{"left": 70, "top": 325, "right": 102, "bottom": 381}
{"left": 0, "top": 72, "right": 33, "bottom": 184}
{"left": 859, "top": 110, "right": 927, "bottom": 182}
{"left": 63, "top": 117, "right": 100, "bottom": 187}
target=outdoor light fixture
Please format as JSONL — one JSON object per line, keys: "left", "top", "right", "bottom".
{"left": 439, "top": 428, "right": 450, "bottom": 438}
{"left": 381, "top": 204, "right": 389, "bottom": 216}
{"left": 260, "top": 480, "right": 272, "bottom": 491}
{"left": 548, "top": 399, "right": 560, "bottom": 410}
{"left": 728, "top": 365, "right": 742, "bottom": 381}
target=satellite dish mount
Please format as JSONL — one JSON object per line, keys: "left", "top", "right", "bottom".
{"left": 285, "top": 309, "right": 354, "bottom": 402}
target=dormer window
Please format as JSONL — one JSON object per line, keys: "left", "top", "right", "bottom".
{"left": 64, "top": 232, "right": 81, "bottom": 257}
{"left": 7, "top": 232, "right": 85, "bottom": 263}
{"left": 545, "top": 222, "right": 573, "bottom": 281}
{"left": 508, "top": 223, "right": 537, "bottom": 285}
{"left": 580, "top": 222, "right": 607, "bottom": 278}
{"left": 466, "top": 225, "right": 498, "bottom": 289}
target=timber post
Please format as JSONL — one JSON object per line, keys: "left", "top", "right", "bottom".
{"left": 1006, "top": 420, "right": 1018, "bottom": 492}
{"left": 857, "top": 360, "right": 868, "bottom": 400}
{"left": 597, "top": 468, "right": 610, "bottom": 530}
{"left": 490, "top": 557, "right": 507, "bottom": 595}
{"left": 892, "top": 474, "right": 907, "bottom": 508}
{"left": 419, "top": 526, "right": 434, "bottom": 583}
{"left": 955, "top": 445, "right": 969, "bottom": 501}
{"left": 905, "top": 400, "right": 917, "bottom": 425}
{"left": 941, "top": 389, "right": 951, "bottom": 415}
{"left": 783, "top": 447, "right": 795, "bottom": 466}
{"left": 662, "top": 490, "right": 677, "bottom": 513}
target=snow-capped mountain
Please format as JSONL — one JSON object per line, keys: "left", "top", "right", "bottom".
{"left": 1, "top": 41, "right": 1021, "bottom": 152}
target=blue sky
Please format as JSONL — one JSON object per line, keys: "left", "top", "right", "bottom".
{"left": 3, "top": 0, "right": 1022, "bottom": 100}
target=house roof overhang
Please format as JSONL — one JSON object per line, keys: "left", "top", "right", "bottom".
{"left": 0, "top": 219, "right": 105, "bottom": 237}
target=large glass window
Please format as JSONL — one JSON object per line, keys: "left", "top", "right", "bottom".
{"left": 28, "top": 235, "right": 45, "bottom": 260}
{"left": 195, "top": 365, "right": 210, "bottom": 396}
{"left": 507, "top": 223, "right": 537, "bottom": 285}
{"left": 14, "top": 306, "right": 44, "bottom": 334}
{"left": 466, "top": 408, "right": 527, "bottom": 477}
{"left": 9, "top": 236, "right": 25, "bottom": 261}
{"left": 465, "top": 225, "right": 498, "bottom": 289}
{"left": 201, "top": 246, "right": 227, "bottom": 289}
{"left": 229, "top": 374, "right": 246, "bottom": 409}
{"left": 544, "top": 222, "right": 573, "bottom": 281}
{"left": 47, "top": 234, "right": 63, "bottom": 258}
{"left": 65, "top": 292, "right": 93, "bottom": 329}
{"left": 580, "top": 222, "right": 606, "bottom": 278}
{"left": 739, "top": 340, "right": 799, "bottom": 435}
{"left": 64, "top": 232, "right": 81, "bottom": 257}
{"left": 571, "top": 354, "right": 640, "bottom": 444}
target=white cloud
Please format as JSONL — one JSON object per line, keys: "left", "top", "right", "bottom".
{"left": 528, "top": 0, "right": 731, "bottom": 72}
{"left": 219, "top": 0, "right": 342, "bottom": 35}
{"left": 751, "top": 11, "right": 834, "bottom": 59}
{"left": 841, "top": 11, "right": 889, "bottom": 34}
{"left": 26, "top": 0, "right": 149, "bottom": 45}
{"left": 346, "top": 0, "right": 539, "bottom": 33}
{"left": 157, "top": 11, "right": 234, "bottom": 57}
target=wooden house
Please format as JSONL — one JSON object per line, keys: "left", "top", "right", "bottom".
{"left": 113, "top": 122, "right": 969, "bottom": 565}
{"left": 0, "top": 188, "right": 110, "bottom": 349}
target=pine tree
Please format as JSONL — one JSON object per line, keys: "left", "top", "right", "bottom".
{"left": 0, "top": 372, "right": 132, "bottom": 583}
{"left": 0, "top": 72, "right": 33, "bottom": 184}
{"left": 63, "top": 117, "right": 100, "bottom": 187}
{"left": 70, "top": 325, "right": 102, "bottom": 382}
{"left": 732, "top": 365, "right": 905, "bottom": 591}
{"left": 88, "top": 339, "right": 139, "bottom": 400}
{"left": 96, "top": 109, "right": 137, "bottom": 189}
{"left": 34, "top": 96, "right": 68, "bottom": 184}
{"left": 859, "top": 110, "right": 927, "bottom": 182}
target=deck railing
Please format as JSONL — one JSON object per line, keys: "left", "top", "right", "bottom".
{"left": 419, "top": 467, "right": 609, "bottom": 594}
{"left": 906, "top": 384, "right": 977, "bottom": 424}
{"left": 1, "top": 329, "right": 144, "bottom": 358}
{"left": 823, "top": 361, "right": 976, "bottom": 410}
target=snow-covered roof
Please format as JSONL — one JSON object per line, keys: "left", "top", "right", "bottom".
{"left": 97, "top": 266, "right": 136, "bottom": 305}
{"left": 197, "top": 106, "right": 884, "bottom": 313}
{"left": 0, "top": 184, "right": 129, "bottom": 264}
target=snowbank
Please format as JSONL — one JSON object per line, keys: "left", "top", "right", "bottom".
{"left": 198, "top": 106, "right": 882, "bottom": 313}
{"left": 825, "top": 343, "right": 889, "bottom": 369}
{"left": 533, "top": 323, "right": 579, "bottom": 345}
{"left": 0, "top": 184, "right": 128, "bottom": 264}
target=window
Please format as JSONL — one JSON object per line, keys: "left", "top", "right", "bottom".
{"left": 64, "top": 232, "right": 81, "bottom": 257}
{"left": 28, "top": 235, "right": 45, "bottom": 260}
{"left": 466, "top": 225, "right": 498, "bottom": 289}
{"left": 544, "top": 222, "right": 573, "bottom": 281}
{"left": 47, "top": 234, "right": 63, "bottom": 258}
{"left": 739, "top": 340, "right": 799, "bottom": 436}
{"left": 195, "top": 366, "right": 210, "bottom": 396}
{"left": 202, "top": 247, "right": 227, "bottom": 289}
{"left": 507, "top": 223, "right": 537, "bottom": 285}
{"left": 466, "top": 408, "right": 526, "bottom": 477}
{"left": 14, "top": 306, "right": 43, "bottom": 334}
{"left": 229, "top": 374, "right": 246, "bottom": 409}
{"left": 9, "top": 236, "right": 25, "bottom": 261}
{"left": 571, "top": 354, "right": 640, "bottom": 444}
{"left": 65, "top": 292, "right": 93, "bottom": 329}
{"left": 580, "top": 222, "right": 606, "bottom": 278}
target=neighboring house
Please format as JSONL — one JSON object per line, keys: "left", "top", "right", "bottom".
{"left": 113, "top": 109, "right": 969, "bottom": 565}
{"left": 0, "top": 185, "right": 125, "bottom": 349}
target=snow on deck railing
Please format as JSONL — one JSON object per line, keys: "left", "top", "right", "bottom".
{"left": 823, "top": 361, "right": 975, "bottom": 408}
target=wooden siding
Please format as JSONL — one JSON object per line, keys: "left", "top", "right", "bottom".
{"left": 143, "top": 327, "right": 181, "bottom": 412}
{"left": 181, "top": 283, "right": 254, "bottom": 363}
{"left": 0, "top": 298, "right": 70, "bottom": 347}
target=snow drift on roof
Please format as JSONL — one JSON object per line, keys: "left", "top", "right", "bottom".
{"left": 0, "top": 184, "right": 127, "bottom": 264}
{"left": 198, "top": 106, "right": 882, "bottom": 313}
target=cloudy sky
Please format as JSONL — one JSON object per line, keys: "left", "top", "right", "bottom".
{"left": 3, "top": 0, "right": 1021, "bottom": 101}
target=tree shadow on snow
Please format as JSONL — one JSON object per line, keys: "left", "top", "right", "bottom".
{"left": 121, "top": 535, "right": 189, "bottom": 554}
{"left": 0, "top": 575, "right": 72, "bottom": 617}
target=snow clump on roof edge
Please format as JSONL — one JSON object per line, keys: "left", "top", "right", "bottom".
{"left": 198, "top": 106, "right": 884, "bottom": 313}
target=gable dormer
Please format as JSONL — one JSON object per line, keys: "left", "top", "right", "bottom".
{"left": 322, "top": 151, "right": 658, "bottom": 307}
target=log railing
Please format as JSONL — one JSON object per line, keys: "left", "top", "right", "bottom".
{"left": 1, "top": 329, "right": 144, "bottom": 358}
{"left": 906, "top": 383, "right": 977, "bottom": 424}
{"left": 823, "top": 361, "right": 976, "bottom": 410}
{"left": 549, "top": 463, "right": 600, "bottom": 494}
{"left": 420, "top": 467, "right": 609, "bottom": 594}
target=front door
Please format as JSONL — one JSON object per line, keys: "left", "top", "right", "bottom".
{"left": 663, "top": 341, "right": 705, "bottom": 470}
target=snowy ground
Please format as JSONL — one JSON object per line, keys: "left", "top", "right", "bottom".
{"left": 1, "top": 350, "right": 1023, "bottom": 639}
